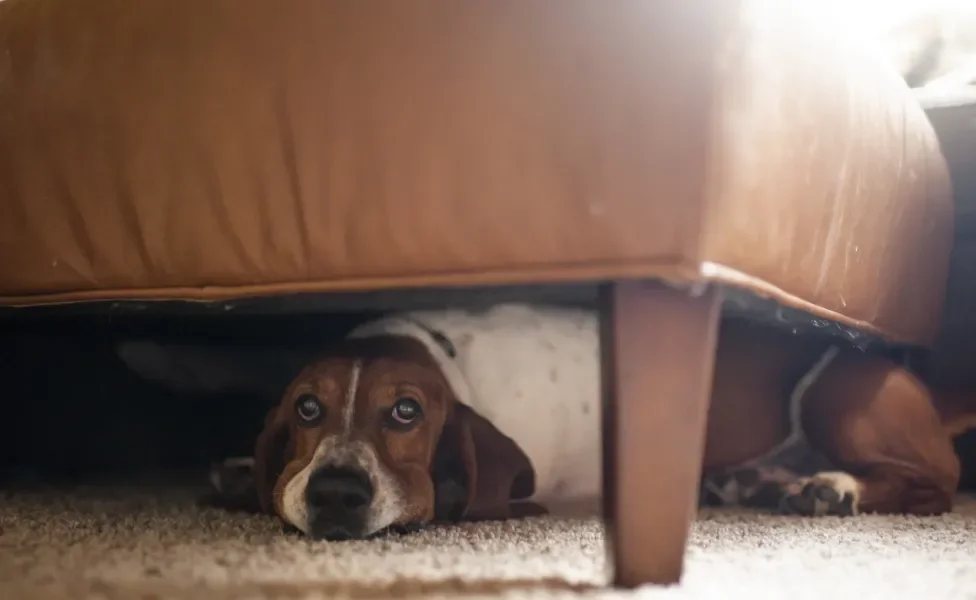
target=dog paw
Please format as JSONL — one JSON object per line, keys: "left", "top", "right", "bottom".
{"left": 701, "top": 468, "right": 755, "bottom": 506}
{"left": 700, "top": 465, "right": 797, "bottom": 509}
{"left": 779, "top": 471, "right": 860, "bottom": 517}
{"left": 209, "top": 457, "right": 256, "bottom": 494}
{"left": 200, "top": 457, "right": 261, "bottom": 513}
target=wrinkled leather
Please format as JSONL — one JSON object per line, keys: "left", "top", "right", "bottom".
{"left": 0, "top": 0, "right": 954, "bottom": 345}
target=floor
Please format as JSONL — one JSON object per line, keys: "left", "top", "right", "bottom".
{"left": 1, "top": 479, "right": 975, "bottom": 599}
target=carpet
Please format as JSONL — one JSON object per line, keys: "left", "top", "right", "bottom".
{"left": 1, "top": 478, "right": 975, "bottom": 599}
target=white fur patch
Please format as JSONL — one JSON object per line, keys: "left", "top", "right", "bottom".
{"left": 803, "top": 471, "right": 863, "bottom": 515}
{"left": 348, "top": 303, "right": 602, "bottom": 508}
{"left": 280, "top": 444, "right": 326, "bottom": 533}
{"left": 342, "top": 360, "right": 362, "bottom": 436}
{"left": 280, "top": 437, "right": 406, "bottom": 535}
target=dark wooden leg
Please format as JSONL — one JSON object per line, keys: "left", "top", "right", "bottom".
{"left": 600, "top": 280, "right": 722, "bottom": 588}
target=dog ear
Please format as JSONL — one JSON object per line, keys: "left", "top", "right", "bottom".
{"left": 432, "top": 403, "right": 537, "bottom": 522}
{"left": 253, "top": 403, "right": 294, "bottom": 515}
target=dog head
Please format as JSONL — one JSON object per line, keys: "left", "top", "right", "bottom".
{"left": 252, "top": 334, "right": 535, "bottom": 540}
{"left": 115, "top": 319, "right": 538, "bottom": 539}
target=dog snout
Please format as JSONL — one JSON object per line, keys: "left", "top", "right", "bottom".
{"left": 305, "top": 467, "right": 373, "bottom": 540}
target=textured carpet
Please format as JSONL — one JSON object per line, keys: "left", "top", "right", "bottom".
{"left": 1, "top": 479, "right": 975, "bottom": 599}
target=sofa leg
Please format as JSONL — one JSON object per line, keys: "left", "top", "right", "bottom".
{"left": 600, "top": 281, "right": 722, "bottom": 588}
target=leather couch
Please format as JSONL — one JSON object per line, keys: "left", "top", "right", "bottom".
{"left": 0, "top": 0, "right": 954, "bottom": 587}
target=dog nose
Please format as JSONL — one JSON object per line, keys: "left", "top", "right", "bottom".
{"left": 305, "top": 467, "right": 373, "bottom": 540}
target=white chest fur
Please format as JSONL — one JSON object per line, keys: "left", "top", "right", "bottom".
{"left": 348, "top": 303, "right": 602, "bottom": 508}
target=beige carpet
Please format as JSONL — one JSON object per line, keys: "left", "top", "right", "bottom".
{"left": 1, "top": 479, "right": 975, "bottom": 599}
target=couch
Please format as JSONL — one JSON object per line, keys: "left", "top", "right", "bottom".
{"left": 0, "top": 0, "right": 954, "bottom": 587}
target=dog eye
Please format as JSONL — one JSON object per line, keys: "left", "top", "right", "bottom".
{"left": 391, "top": 397, "right": 423, "bottom": 426}
{"left": 295, "top": 394, "right": 324, "bottom": 425}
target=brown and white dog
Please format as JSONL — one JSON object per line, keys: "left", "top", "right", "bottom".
{"left": 118, "top": 303, "right": 976, "bottom": 540}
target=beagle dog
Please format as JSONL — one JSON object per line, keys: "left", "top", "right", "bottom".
{"left": 203, "top": 305, "right": 601, "bottom": 540}
{"left": 118, "top": 303, "right": 976, "bottom": 540}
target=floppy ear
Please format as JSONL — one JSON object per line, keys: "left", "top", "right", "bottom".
{"left": 253, "top": 403, "right": 294, "bottom": 515}
{"left": 432, "top": 403, "right": 539, "bottom": 522}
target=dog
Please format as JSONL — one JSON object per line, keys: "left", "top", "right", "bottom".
{"left": 117, "top": 303, "right": 976, "bottom": 540}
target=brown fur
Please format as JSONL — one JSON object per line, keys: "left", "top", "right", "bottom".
{"left": 703, "top": 320, "right": 831, "bottom": 470}
{"left": 801, "top": 352, "right": 960, "bottom": 515}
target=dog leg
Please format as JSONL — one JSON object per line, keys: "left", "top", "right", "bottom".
{"left": 701, "top": 411, "right": 861, "bottom": 517}
{"left": 781, "top": 466, "right": 958, "bottom": 517}
{"left": 779, "top": 471, "right": 860, "bottom": 516}
{"left": 704, "top": 431, "right": 959, "bottom": 518}
{"left": 801, "top": 353, "right": 962, "bottom": 517}
{"left": 701, "top": 464, "right": 860, "bottom": 516}
{"left": 701, "top": 464, "right": 803, "bottom": 509}
{"left": 704, "top": 351, "right": 961, "bottom": 518}
{"left": 700, "top": 434, "right": 836, "bottom": 512}
{"left": 199, "top": 456, "right": 263, "bottom": 514}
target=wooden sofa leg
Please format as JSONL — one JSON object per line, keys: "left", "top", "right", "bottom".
{"left": 600, "top": 281, "right": 722, "bottom": 588}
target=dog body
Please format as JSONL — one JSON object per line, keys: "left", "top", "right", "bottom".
{"left": 346, "top": 305, "right": 603, "bottom": 512}
{"left": 119, "top": 303, "right": 975, "bottom": 538}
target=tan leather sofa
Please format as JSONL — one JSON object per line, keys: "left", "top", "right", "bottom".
{"left": 0, "top": 0, "right": 954, "bottom": 587}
